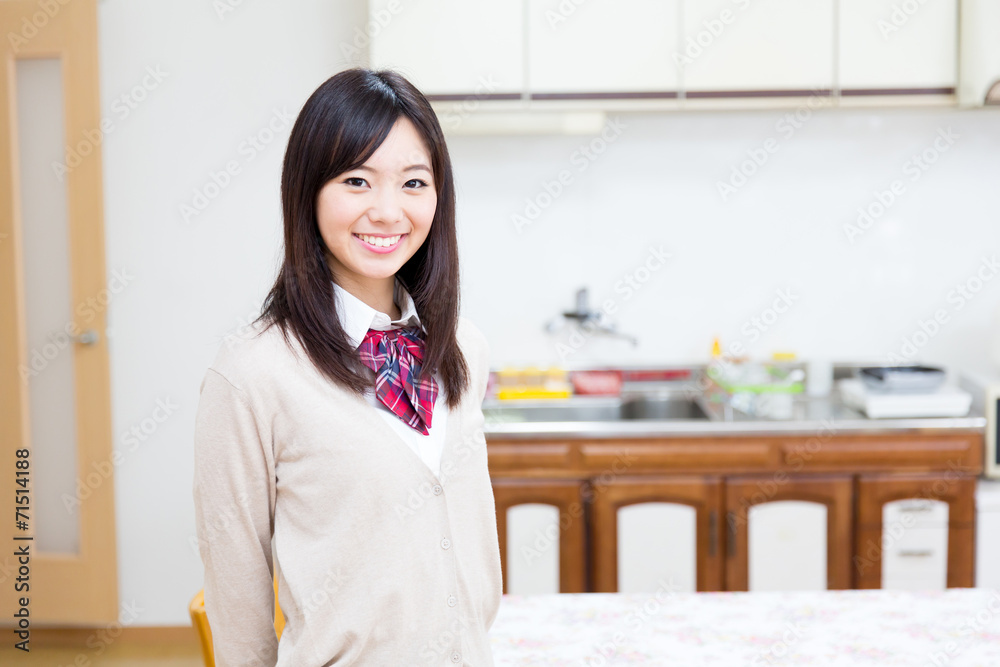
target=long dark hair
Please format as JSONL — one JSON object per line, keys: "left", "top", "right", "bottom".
{"left": 254, "top": 68, "right": 469, "bottom": 408}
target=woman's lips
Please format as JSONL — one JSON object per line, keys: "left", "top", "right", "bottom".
{"left": 353, "top": 233, "right": 406, "bottom": 254}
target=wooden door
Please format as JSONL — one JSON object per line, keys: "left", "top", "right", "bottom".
{"left": 492, "top": 478, "right": 587, "bottom": 594}
{"left": 590, "top": 475, "right": 723, "bottom": 593}
{"left": 725, "top": 474, "right": 853, "bottom": 591}
{"left": 0, "top": 0, "right": 117, "bottom": 624}
{"left": 855, "top": 473, "right": 976, "bottom": 589}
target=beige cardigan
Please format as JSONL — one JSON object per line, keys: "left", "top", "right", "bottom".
{"left": 192, "top": 316, "right": 502, "bottom": 666}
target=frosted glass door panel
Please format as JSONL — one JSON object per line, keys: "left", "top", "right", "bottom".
{"left": 748, "top": 501, "right": 827, "bottom": 591}
{"left": 507, "top": 503, "right": 560, "bottom": 595}
{"left": 617, "top": 502, "right": 696, "bottom": 593}
{"left": 15, "top": 58, "right": 79, "bottom": 555}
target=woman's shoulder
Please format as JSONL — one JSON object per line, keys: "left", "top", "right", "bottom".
{"left": 456, "top": 315, "right": 490, "bottom": 359}
{"left": 205, "top": 317, "right": 306, "bottom": 393}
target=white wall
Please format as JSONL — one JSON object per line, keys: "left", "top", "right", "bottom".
{"left": 96, "top": 2, "right": 1000, "bottom": 624}
{"left": 450, "top": 108, "right": 1000, "bottom": 372}
{"left": 97, "top": 0, "right": 365, "bottom": 626}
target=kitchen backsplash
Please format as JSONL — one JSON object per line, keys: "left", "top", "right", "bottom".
{"left": 448, "top": 107, "right": 1000, "bottom": 375}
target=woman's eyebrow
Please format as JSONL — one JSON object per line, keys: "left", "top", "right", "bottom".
{"left": 353, "top": 164, "right": 431, "bottom": 173}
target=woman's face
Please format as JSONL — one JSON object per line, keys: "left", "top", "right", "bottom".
{"left": 316, "top": 116, "right": 436, "bottom": 297}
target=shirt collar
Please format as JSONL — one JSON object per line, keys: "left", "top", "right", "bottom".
{"left": 332, "top": 279, "right": 421, "bottom": 350}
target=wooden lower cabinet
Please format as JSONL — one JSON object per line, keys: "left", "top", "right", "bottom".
{"left": 488, "top": 431, "right": 983, "bottom": 593}
{"left": 590, "top": 476, "right": 724, "bottom": 593}
{"left": 854, "top": 472, "right": 977, "bottom": 589}
{"left": 492, "top": 478, "right": 587, "bottom": 594}
{"left": 725, "top": 474, "right": 853, "bottom": 591}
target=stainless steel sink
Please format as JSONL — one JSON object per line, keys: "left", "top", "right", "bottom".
{"left": 482, "top": 393, "right": 710, "bottom": 423}
{"left": 620, "top": 394, "right": 709, "bottom": 420}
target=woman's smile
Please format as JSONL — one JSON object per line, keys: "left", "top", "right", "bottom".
{"left": 352, "top": 232, "right": 408, "bottom": 253}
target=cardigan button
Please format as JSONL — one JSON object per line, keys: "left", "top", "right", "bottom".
{"left": 441, "top": 537, "right": 451, "bottom": 550}
{"left": 447, "top": 595, "right": 457, "bottom": 607}
{"left": 432, "top": 484, "right": 443, "bottom": 495}
{"left": 450, "top": 651, "right": 461, "bottom": 663}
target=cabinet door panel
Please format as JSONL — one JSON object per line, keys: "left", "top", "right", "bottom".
{"left": 855, "top": 473, "right": 975, "bottom": 589}
{"left": 506, "top": 503, "right": 561, "bottom": 595}
{"left": 682, "top": 0, "right": 834, "bottom": 94}
{"left": 618, "top": 502, "right": 697, "bottom": 593}
{"left": 492, "top": 478, "right": 587, "bottom": 594}
{"left": 748, "top": 500, "right": 827, "bottom": 591}
{"left": 726, "top": 474, "right": 852, "bottom": 591}
{"left": 369, "top": 0, "right": 524, "bottom": 96}
{"left": 528, "top": 0, "right": 680, "bottom": 96}
{"left": 591, "top": 476, "right": 724, "bottom": 593}
{"left": 839, "top": 0, "right": 957, "bottom": 92}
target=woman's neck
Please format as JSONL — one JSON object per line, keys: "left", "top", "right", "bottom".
{"left": 337, "top": 275, "right": 401, "bottom": 320}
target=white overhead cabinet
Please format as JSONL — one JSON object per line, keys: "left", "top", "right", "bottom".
{"left": 527, "top": 0, "right": 681, "bottom": 98}
{"left": 368, "top": 0, "right": 524, "bottom": 98}
{"left": 680, "top": 0, "right": 835, "bottom": 96}
{"left": 367, "top": 0, "right": 994, "bottom": 118}
{"left": 838, "top": 0, "right": 957, "bottom": 95}
{"left": 959, "top": 0, "right": 1000, "bottom": 106}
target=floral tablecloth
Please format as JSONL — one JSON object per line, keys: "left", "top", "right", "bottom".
{"left": 489, "top": 589, "right": 1000, "bottom": 666}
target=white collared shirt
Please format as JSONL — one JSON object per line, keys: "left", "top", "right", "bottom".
{"left": 331, "top": 279, "right": 447, "bottom": 478}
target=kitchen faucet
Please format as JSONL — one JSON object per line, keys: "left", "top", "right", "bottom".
{"left": 546, "top": 287, "right": 639, "bottom": 346}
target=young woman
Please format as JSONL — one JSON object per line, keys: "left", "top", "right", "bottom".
{"left": 193, "top": 68, "right": 501, "bottom": 666}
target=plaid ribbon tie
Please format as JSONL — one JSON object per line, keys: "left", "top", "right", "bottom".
{"left": 358, "top": 327, "right": 438, "bottom": 435}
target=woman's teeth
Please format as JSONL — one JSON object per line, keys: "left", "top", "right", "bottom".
{"left": 355, "top": 234, "right": 401, "bottom": 248}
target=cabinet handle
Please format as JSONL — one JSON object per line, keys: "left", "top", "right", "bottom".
{"left": 897, "top": 549, "right": 934, "bottom": 558}
{"left": 726, "top": 511, "right": 736, "bottom": 558}
{"left": 708, "top": 510, "right": 717, "bottom": 557}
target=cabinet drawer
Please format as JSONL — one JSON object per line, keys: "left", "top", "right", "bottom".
{"left": 882, "top": 541, "right": 948, "bottom": 589}
{"left": 581, "top": 441, "right": 771, "bottom": 471}
{"left": 883, "top": 498, "right": 949, "bottom": 529}
{"left": 488, "top": 441, "right": 573, "bottom": 470}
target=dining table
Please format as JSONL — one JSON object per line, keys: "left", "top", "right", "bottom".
{"left": 488, "top": 587, "right": 1000, "bottom": 666}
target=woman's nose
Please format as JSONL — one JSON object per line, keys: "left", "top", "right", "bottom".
{"left": 367, "top": 187, "right": 403, "bottom": 224}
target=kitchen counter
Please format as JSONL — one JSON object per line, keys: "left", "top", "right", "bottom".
{"left": 488, "top": 589, "right": 1000, "bottom": 665}
{"left": 482, "top": 372, "right": 987, "bottom": 439}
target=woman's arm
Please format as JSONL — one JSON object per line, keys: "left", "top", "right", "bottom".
{"left": 193, "top": 367, "right": 278, "bottom": 667}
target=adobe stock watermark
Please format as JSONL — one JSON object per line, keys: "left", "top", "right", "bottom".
{"left": 339, "top": 0, "right": 404, "bottom": 64}
{"left": 213, "top": 0, "right": 251, "bottom": 21}
{"left": 923, "top": 589, "right": 1000, "bottom": 666}
{"left": 6, "top": 0, "right": 71, "bottom": 53}
{"left": 717, "top": 90, "right": 832, "bottom": 202}
{"left": 727, "top": 419, "right": 839, "bottom": 531}
{"left": 750, "top": 622, "right": 807, "bottom": 666}
{"left": 854, "top": 460, "right": 977, "bottom": 577}
{"left": 843, "top": 126, "right": 959, "bottom": 244}
{"left": 53, "top": 65, "right": 169, "bottom": 182}
{"left": 674, "top": 0, "right": 756, "bottom": 69}
{"left": 18, "top": 268, "right": 135, "bottom": 382}
{"left": 179, "top": 107, "right": 294, "bottom": 224}
{"left": 301, "top": 567, "right": 347, "bottom": 620}
{"left": 553, "top": 245, "right": 671, "bottom": 361}
{"left": 438, "top": 75, "right": 500, "bottom": 130}
{"left": 520, "top": 450, "right": 637, "bottom": 567}
{"left": 543, "top": 0, "right": 592, "bottom": 30}
{"left": 877, "top": 0, "right": 933, "bottom": 40}
{"left": 582, "top": 577, "right": 680, "bottom": 667}
{"left": 61, "top": 397, "right": 179, "bottom": 513}
{"left": 884, "top": 254, "right": 999, "bottom": 366}
{"left": 511, "top": 117, "right": 627, "bottom": 233}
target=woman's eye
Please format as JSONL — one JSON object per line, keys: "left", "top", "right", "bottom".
{"left": 405, "top": 179, "right": 429, "bottom": 189}
{"left": 344, "top": 177, "right": 367, "bottom": 187}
